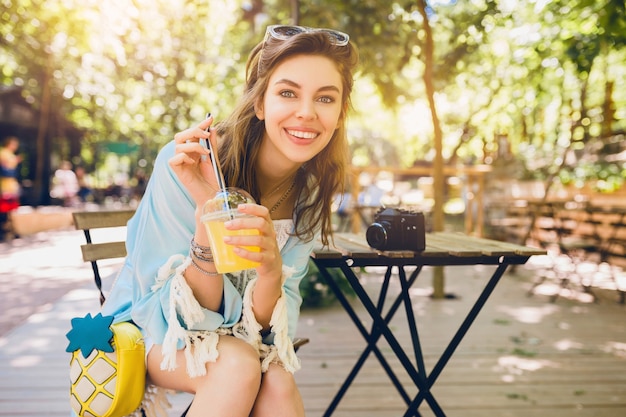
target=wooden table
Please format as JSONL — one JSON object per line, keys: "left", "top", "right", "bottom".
{"left": 311, "top": 232, "right": 545, "bottom": 417}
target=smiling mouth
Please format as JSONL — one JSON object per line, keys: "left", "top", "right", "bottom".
{"left": 286, "top": 129, "right": 318, "bottom": 140}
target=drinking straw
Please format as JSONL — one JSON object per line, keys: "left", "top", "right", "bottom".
{"left": 201, "top": 112, "right": 232, "bottom": 218}
{"left": 202, "top": 113, "right": 227, "bottom": 192}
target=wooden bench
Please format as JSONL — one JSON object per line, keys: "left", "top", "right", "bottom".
{"left": 72, "top": 209, "right": 135, "bottom": 305}
{"left": 587, "top": 206, "right": 626, "bottom": 303}
{"left": 487, "top": 199, "right": 626, "bottom": 302}
{"left": 485, "top": 199, "right": 533, "bottom": 243}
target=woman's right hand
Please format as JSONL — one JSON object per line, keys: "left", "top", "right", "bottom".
{"left": 169, "top": 116, "right": 217, "bottom": 206}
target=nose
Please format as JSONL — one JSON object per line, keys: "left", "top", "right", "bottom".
{"left": 296, "top": 100, "right": 317, "bottom": 120}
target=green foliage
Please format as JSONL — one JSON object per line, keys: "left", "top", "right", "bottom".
{"left": 1, "top": 0, "right": 253, "bottom": 176}
{"left": 300, "top": 260, "right": 355, "bottom": 309}
{"left": 1, "top": 0, "right": 625, "bottom": 192}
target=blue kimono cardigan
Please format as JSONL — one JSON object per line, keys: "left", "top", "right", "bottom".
{"left": 101, "top": 140, "right": 315, "bottom": 379}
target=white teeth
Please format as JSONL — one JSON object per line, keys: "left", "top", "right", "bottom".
{"left": 287, "top": 130, "right": 317, "bottom": 139}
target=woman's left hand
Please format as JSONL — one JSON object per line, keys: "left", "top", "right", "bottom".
{"left": 223, "top": 203, "right": 283, "bottom": 281}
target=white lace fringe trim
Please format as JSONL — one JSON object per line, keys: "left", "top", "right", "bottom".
{"left": 155, "top": 255, "right": 300, "bottom": 379}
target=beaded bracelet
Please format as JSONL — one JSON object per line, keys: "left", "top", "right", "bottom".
{"left": 190, "top": 236, "right": 214, "bottom": 262}
{"left": 189, "top": 258, "right": 220, "bottom": 276}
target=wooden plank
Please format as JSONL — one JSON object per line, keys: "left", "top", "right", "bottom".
{"left": 423, "top": 233, "right": 484, "bottom": 257}
{"left": 298, "top": 384, "right": 626, "bottom": 417}
{"left": 72, "top": 209, "right": 135, "bottom": 230}
{"left": 312, "top": 235, "right": 348, "bottom": 259}
{"left": 429, "top": 232, "right": 502, "bottom": 255}
{"left": 333, "top": 232, "right": 449, "bottom": 258}
{"left": 310, "top": 247, "right": 343, "bottom": 260}
{"left": 333, "top": 233, "right": 429, "bottom": 259}
{"left": 297, "top": 357, "right": 626, "bottom": 385}
{"left": 323, "top": 232, "right": 536, "bottom": 259}
{"left": 433, "top": 232, "right": 546, "bottom": 256}
{"left": 80, "top": 241, "right": 127, "bottom": 262}
{"left": 419, "top": 243, "right": 450, "bottom": 257}
{"left": 333, "top": 233, "right": 380, "bottom": 258}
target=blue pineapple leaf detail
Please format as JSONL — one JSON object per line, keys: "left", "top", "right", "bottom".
{"left": 65, "top": 313, "right": 115, "bottom": 357}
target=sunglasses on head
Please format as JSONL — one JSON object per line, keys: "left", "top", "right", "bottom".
{"left": 265, "top": 25, "right": 350, "bottom": 47}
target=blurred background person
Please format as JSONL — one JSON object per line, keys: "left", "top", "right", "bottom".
{"left": 50, "top": 160, "right": 79, "bottom": 207}
{"left": 75, "top": 166, "right": 94, "bottom": 204}
{"left": 0, "top": 136, "right": 22, "bottom": 240}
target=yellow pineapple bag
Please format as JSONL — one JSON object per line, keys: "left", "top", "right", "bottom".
{"left": 66, "top": 313, "right": 145, "bottom": 417}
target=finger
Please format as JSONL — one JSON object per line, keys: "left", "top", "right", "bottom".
{"left": 174, "top": 126, "right": 211, "bottom": 144}
{"left": 168, "top": 152, "right": 196, "bottom": 167}
{"left": 223, "top": 233, "right": 265, "bottom": 248}
{"left": 179, "top": 117, "right": 213, "bottom": 143}
{"left": 224, "top": 215, "right": 273, "bottom": 238}
{"left": 225, "top": 234, "right": 280, "bottom": 263}
{"left": 174, "top": 142, "right": 211, "bottom": 162}
{"left": 234, "top": 206, "right": 275, "bottom": 238}
{"left": 199, "top": 115, "right": 213, "bottom": 131}
{"left": 236, "top": 203, "right": 271, "bottom": 219}
{"left": 232, "top": 245, "right": 266, "bottom": 263}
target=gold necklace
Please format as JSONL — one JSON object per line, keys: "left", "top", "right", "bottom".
{"left": 265, "top": 175, "right": 294, "bottom": 200}
{"left": 269, "top": 178, "right": 296, "bottom": 213}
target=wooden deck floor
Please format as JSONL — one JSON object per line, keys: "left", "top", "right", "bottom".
{"left": 295, "top": 261, "right": 626, "bottom": 417}
{"left": 0, "top": 249, "right": 624, "bottom": 416}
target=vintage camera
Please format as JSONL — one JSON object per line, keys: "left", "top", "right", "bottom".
{"left": 365, "top": 207, "right": 426, "bottom": 251}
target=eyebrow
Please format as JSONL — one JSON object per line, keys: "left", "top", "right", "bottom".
{"left": 274, "top": 78, "right": 341, "bottom": 94}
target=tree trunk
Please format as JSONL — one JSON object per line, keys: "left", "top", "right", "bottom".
{"left": 290, "top": 0, "right": 300, "bottom": 25}
{"left": 417, "top": 0, "right": 446, "bottom": 298}
{"left": 34, "top": 53, "right": 52, "bottom": 205}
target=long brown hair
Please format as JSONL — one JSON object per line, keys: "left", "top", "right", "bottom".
{"left": 217, "top": 29, "right": 359, "bottom": 246}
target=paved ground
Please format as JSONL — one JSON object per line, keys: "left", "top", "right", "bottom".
{"left": 0, "top": 227, "right": 194, "bottom": 416}
{"left": 0, "top": 229, "right": 94, "bottom": 336}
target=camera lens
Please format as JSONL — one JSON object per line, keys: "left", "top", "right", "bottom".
{"left": 366, "top": 222, "right": 388, "bottom": 250}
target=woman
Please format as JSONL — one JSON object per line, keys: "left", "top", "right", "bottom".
{"left": 0, "top": 136, "right": 21, "bottom": 240}
{"left": 102, "top": 25, "right": 358, "bottom": 416}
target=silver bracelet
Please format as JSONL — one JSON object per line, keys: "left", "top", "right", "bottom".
{"left": 189, "top": 258, "right": 220, "bottom": 276}
{"left": 190, "top": 236, "right": 214, "bottom": 262}
{"left": 190, "top": 249, "right": 214, "bottom": 263}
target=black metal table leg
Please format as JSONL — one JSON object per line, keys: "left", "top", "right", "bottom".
{"left": 316, "top": 260, "right": 444, "bottom": 416}
{"left": 319, "top": 265, "right": 426, "bottom": 415}
{"left": 338, "top": 262, "right": 446, "bottom": 415}
{"left": 405, "top": 263, "right": 510, "bottom": 414}
{"left": 316, "top": 265, "right": 415, "bottom": 416}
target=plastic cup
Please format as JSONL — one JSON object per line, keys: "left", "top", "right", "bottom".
{"left": 200, "top": 188, "right": 261, "bottom": 273}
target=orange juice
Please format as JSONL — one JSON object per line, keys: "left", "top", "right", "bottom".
{"left": 201, "top": 188, "right": 260, "bottom": 273}
{"left": 203, "top": 216, "right": 261, "bottom": 273}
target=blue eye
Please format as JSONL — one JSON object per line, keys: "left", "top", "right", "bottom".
{"left": 280, "top": 90, "right": 296, "bottom": 98}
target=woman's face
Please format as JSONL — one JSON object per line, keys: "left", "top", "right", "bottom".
{"left": 256, "top": 54, "right": 343, "bottom": 169}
